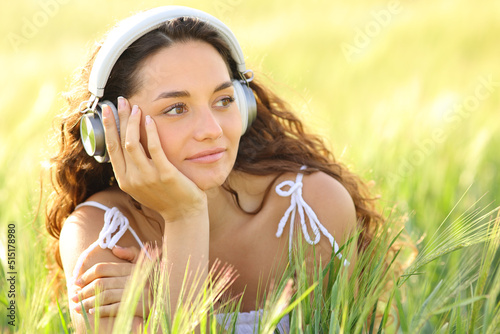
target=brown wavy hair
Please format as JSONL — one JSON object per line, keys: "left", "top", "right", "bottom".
{"left": 45, "top": 15, "right": 384, "bottom": 293}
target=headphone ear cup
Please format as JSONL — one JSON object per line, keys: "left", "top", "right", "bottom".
{"left": 79, "top": 100, "right": 120, "bottom": 163}
{"left": 232, "top": 79, "right": 257, "bottom": 134}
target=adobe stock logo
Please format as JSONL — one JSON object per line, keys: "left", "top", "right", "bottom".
{"left": 7, "top": 0, "right": 71, "bottom": 52}
{"left": 387, "top": 75, "right": 498, "bottom": 186}
{"left": 341, "top": 0, "right": 403, "bottom": 62}
{"left": 213, "top": 0, "right": 243, "bottom": 18}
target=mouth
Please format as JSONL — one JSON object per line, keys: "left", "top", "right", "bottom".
{"left": 186, "top": 148, "right": 226, "bottom": 163}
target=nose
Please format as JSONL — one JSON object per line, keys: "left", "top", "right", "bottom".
{"left": 193, "top": 105, "right": 223, "bottom": 141}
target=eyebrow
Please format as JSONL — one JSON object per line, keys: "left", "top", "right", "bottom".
{"left": 153, "top": 81, "right": 234, "bottom": 102}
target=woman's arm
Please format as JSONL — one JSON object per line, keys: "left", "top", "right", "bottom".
{"left": 69, "top": 245, "right": 152, "bottom": 319}
{"left": 59, "top": 206, "right": 145, "bottom": 333}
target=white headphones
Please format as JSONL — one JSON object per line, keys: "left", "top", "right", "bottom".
{"left": 79, "top": 6, "right": 257, "bottom": 163}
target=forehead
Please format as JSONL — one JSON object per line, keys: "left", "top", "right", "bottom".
{"left": 134, "top": 40, "right": 232, "bottom": 97}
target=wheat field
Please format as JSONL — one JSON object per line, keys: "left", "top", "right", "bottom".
{"left": 1, "top": 0, "right": 499, "bottom": 333}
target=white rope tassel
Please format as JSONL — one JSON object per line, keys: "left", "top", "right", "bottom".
{"left": 275, "top": 168, "right": 349, "bottom": 266}
{"left": 71, "top": 202, "right": 151, "bottom": 284}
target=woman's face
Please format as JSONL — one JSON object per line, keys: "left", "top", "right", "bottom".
{"left": 127, "top": 40, "right": 242, "bottom": 191}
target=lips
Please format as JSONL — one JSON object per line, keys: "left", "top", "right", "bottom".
{"left": 186, "top": 147, "right": 226, "bottom": 163}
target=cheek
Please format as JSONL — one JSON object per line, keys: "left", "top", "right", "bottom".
{"left": 139, "top": 120, "right": 181, "bottom": 163}
{"left": 222, "top": 109, "right": 243, "bottom": 142}
{"left": 156, "top": 127, "right": 182, "bottom": 163}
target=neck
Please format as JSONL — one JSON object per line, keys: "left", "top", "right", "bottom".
{"left": 136, "top": 171, "right": 277, "bottom": 237}
{"left": 206, "top": 184, "right": 237, "bottom": 233}
{"left": 207, "top": 171, "right": 278, "bottom": 232}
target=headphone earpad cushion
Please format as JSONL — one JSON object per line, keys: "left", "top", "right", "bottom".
{"left": 232, "top": 80, "right": 257, "bottom": 134}
{"left": 232, "top": 79, "right": 248, "bottom": 134}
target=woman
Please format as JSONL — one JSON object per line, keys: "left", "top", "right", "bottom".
{"left": 45, "top": 6, "right": 381, "bottom": 333}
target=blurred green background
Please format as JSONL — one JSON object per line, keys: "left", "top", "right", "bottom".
{"left": 0, "top": 0, "right": 499, "bottom": 331}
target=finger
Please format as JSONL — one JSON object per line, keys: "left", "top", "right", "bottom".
{"left": 89, "top": 303, "right": 120, "bottom": 317}
{"left": 88, "top": 299, "right": 148, "bottom": 318}
{"left": 112, "top": 245, "right": 141, "bottom": 263}
{"left": 76, "top": 262, "right": 134, "bottom": 287}
{"left": 117, "top": 96, "right": 132, "bottom": 150}
{"left": 73, "top": 289, "right": 150, "bottom": 317}
{"left": 113, "top": 243, "right": 162, "bottom": 264}
{"left": 73, "top": 276, "right": 129, "bottom": 301}
{"left": 102, "top": 103, "right": 125, "bottom": 176}
{"left": 94, "top": 298, "right": 150, "bottom": 318}
{"left": 123, "top": 105, "right": 151, "bottom": 170}
{"left": 73, "top": 289, "right": 123, "bottom": 314}
{"left": 145, "top": 115, "right": 171, "bottom": 172}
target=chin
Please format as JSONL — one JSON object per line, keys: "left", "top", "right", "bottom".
{"left": 193, "top": 176, "right": 226, "bottom": 191}
{"left": 185, "top": 166, "right": 231, "bottom": 191}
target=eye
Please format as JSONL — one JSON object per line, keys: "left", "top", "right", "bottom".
{"left": 214, "top": 96, "right": 235, "bottom": 108}
{"left": 163, "top": 103, "right": 188, "bottom": 115}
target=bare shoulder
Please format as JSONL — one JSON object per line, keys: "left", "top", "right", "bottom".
{"left": 266, "top": 170, "right": 357, "bottom": 269}
{"left": 270, "top": 170, "right": 357, "bottom": 239}
{"left": 301, "top": 171, "right": 357, "bottom": 239}
{"left": 60, "top": 186, "right": 129, "bottom": 243}
{"left": 59, "top": 186, "right": 132, "bottom": 281}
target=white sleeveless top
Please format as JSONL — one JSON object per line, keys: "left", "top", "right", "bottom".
{"left": 71, "top": 167, "right": 348, "bottom": 334}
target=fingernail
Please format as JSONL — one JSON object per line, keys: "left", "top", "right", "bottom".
{"left": 74, "top": 304, "right": 82, "bottom": 313}
{"left": 75, "top": 278, "right": 84, "bottom": 287}
{"left": 118, "top": 96, "right": 125, "bottom": 109}
{"left": 131, "top": 105, "right": 139, "bottom": 115}
{"left": 102, "top": 104, "right": 110, "bottom": 117}
{"left": 114, "top": 244, "right": 124, "bottom": 249}
{"left": 89, "top": 308, "right": 95, "bottom": 315}
{"left": 71, "top": 294, "right": 79, "bottom": 303}
{"left": 145, "top": 115, "right": 152, "bottom": 125}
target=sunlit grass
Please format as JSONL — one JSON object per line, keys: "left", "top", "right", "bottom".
{"left": 1, "top": 0, "right": 499, "bottom": 332}
{"left": 61, "top": 208, "right": 499, "bottom": 333}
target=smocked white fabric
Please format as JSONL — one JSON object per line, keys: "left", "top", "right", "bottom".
{"left": 216, "top": 310, "right": 289, "bottom": 334}
{"left": 71, "top": 201, "right": 151, "bottom": 284}
{"left": 275, "top": 166, "right": 349, "bottom": 266}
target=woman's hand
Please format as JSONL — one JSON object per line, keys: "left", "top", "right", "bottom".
{"left": 102, "top": 97, "right": 207, "bottom": 221}
{"left": 70, "top": 246, "right": 150, "bottom": 317}
{"left": 102, "top": 97, "right": 210, "bottom": 315}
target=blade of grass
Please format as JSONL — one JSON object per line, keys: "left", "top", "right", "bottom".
{"left": 433, "top": 296, "right": 487, "bottom": 315}
{"left": 411, "top": 279, "right": 443, "bottom": 332}
{"left": 485, "top": 304, "right": 500, "bottom": 334}
{"left": 78, "top": 298, "right": 91, "bottom": 332}
{"left": 395, "top": 287, "right": 408, "bottom": 334}
{"left": 112, "top": 250, "right": 156, "bottom": 334}
{"left": 368, "top": 299, "right": 378, "bottom": 334}
{"left": 377, "top": 291, "right": 394, "bottom": 333}
{"left": 480, "top": 210, "right": 500, "bottom": 333}
{"left": 56, "top": 299, "right": 69, "bottom": 334}
{"left": 401, "top": 205, "right": 499, "bottom": 286}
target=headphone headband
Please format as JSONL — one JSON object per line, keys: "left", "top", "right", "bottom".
{"left": 88, "top": 6, "right": 247, "bottom": 98}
